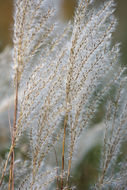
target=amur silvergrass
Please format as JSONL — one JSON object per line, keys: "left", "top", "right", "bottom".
{"left": 0, "top": 0, "right": 127, "bottom": 189}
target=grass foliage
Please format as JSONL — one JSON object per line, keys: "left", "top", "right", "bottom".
{"left": 0, "top": 0, "right": 127, "bottom": 189}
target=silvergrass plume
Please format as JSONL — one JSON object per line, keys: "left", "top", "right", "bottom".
{"left": 0, "top": 0, "right": 127, "bottom": 189}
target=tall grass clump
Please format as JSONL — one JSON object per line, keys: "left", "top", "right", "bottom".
{"left": 0, "top": 0, "right": 127, "bottom": 189}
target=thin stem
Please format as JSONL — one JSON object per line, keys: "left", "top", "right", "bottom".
{"left": 61, "top": 114, "right": 68, "bottom": 190}
{"left": 0, "top": 70, "right": 18, "bottom": 188}
{"left": 9, "top": 69, "right": 19, "bottom": 190}
{"left": 8, "top": 162, "right": 12, "bottom": 190}
{"left": 0, "top": 145, "right": 13, "bottom": 187}
{"left": 13, "top": 70, "right": 19, "bottom": 133}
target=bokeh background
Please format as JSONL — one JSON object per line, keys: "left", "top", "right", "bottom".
{"left": 0, "top": 0, "right": 127, "bottom": 189}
